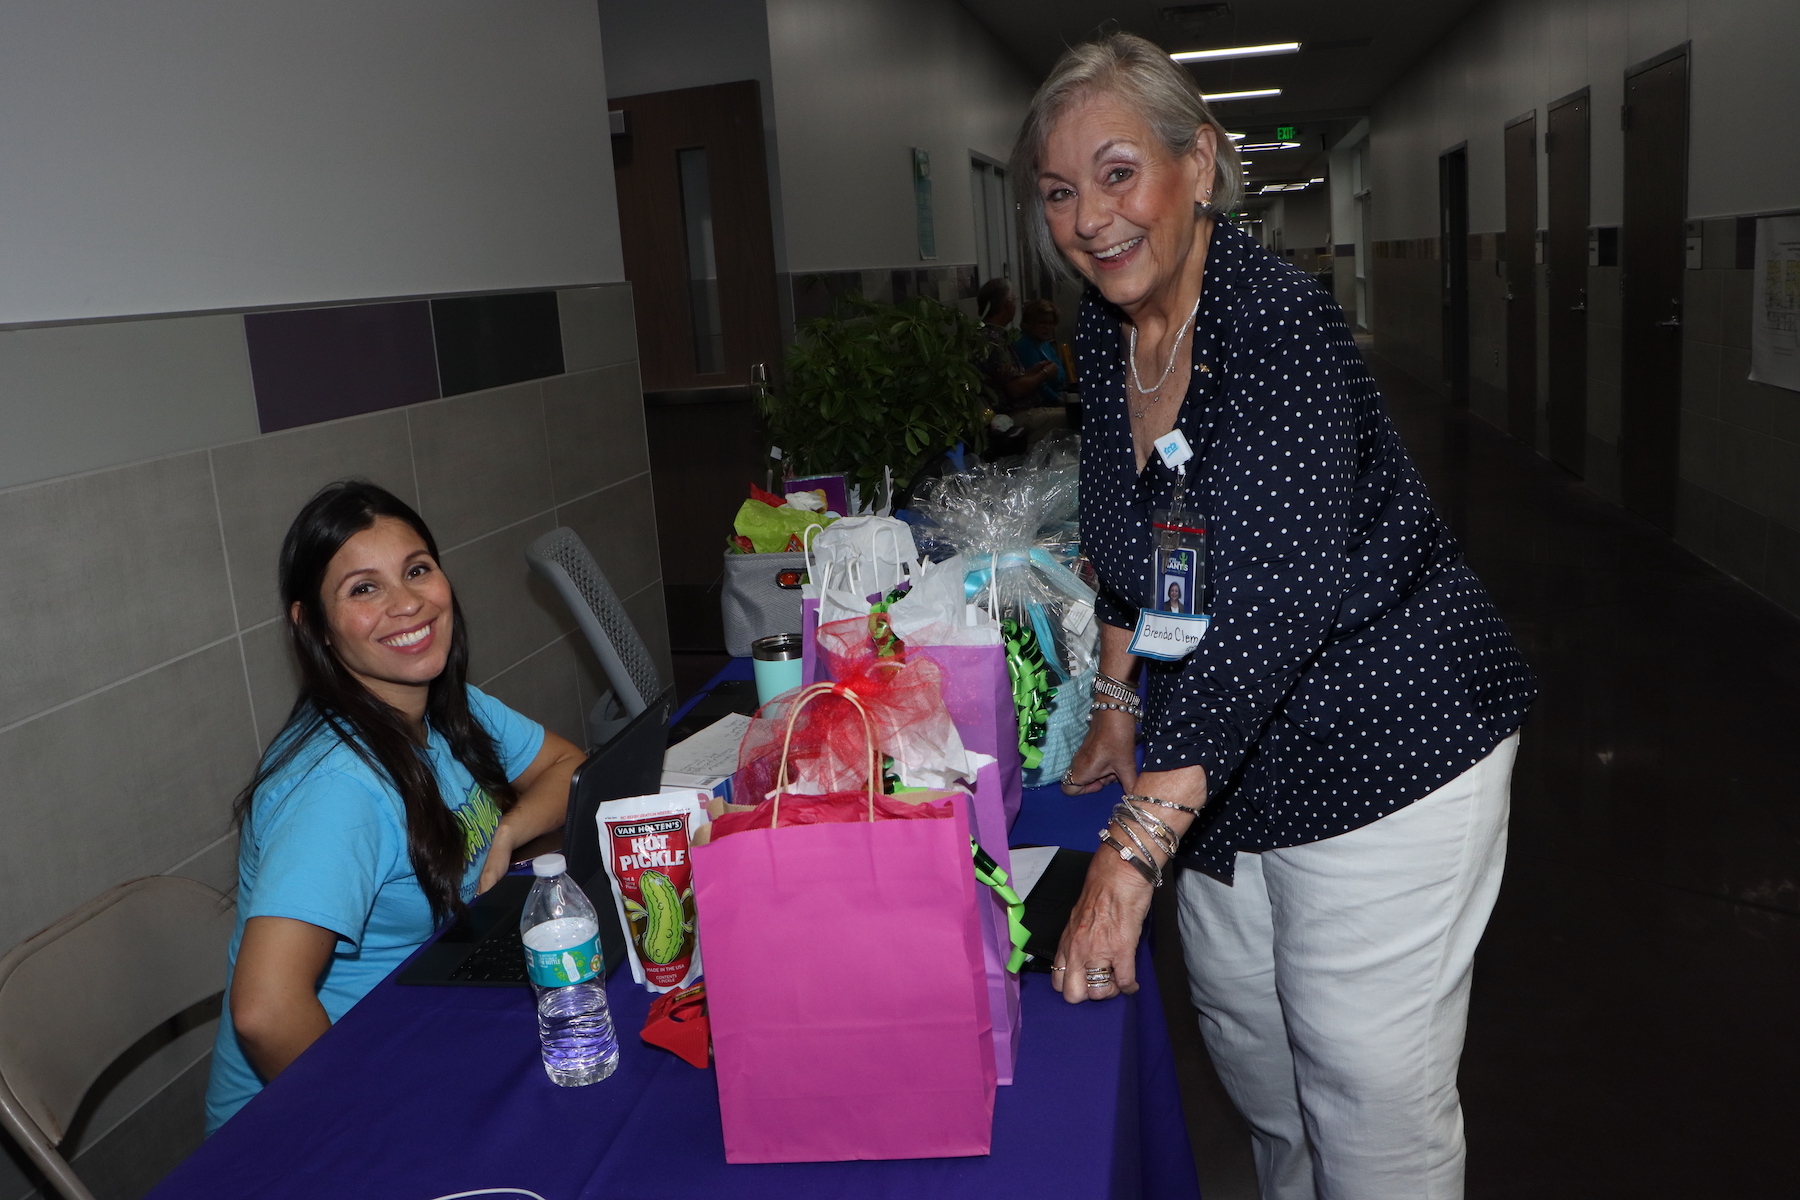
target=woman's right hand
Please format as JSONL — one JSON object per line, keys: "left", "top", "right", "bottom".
{"left": 1061, "top": 709, "right": 1139, "bottom": 795}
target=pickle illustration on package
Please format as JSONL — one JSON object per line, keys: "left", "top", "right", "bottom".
{"left": 599, "top": 792, "right": 707, "bottom": 992}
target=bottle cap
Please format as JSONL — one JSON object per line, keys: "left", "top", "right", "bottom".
{"left": 531, "top": 853, "right": 567, "bottom": 878}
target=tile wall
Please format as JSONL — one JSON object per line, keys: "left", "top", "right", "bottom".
{"left": 0, "top": 281, "right": 665, "bottom": 1200}
{"left": 1675, "top": 216, "right": 1800, "bottom": 611}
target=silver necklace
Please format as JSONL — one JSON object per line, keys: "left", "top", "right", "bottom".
{"left": 1128, "top": 297, "right": 1202, "bottom": 418}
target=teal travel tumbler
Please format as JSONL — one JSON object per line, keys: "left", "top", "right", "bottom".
{"left": 751, "top": 634, "right": 804, "bottom": 704}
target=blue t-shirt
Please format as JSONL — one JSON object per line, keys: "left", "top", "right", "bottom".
{"left": 204, "top": 686, "right": 543, "bottom": 1133}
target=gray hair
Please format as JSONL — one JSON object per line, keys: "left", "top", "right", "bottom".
{"left": 1010, "top": 32, "right": 1244, "bottom": 280}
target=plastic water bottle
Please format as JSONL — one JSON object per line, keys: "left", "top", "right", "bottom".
{"left": 520, "top": 853, "right": 619, "bottom": 1086}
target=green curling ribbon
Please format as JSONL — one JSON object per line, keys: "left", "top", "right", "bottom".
{"left": 970, "top": 839, "right": 1030, "bottom": 974}
{"left": 1001, "top": 617, "right": 1056, "bottom": 770}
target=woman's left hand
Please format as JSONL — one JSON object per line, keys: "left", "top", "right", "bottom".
{"left": 1052, "top": 844, "right": 1155, "bottom": 1002}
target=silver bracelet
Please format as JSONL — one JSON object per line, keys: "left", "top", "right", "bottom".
{"left": 1111, "top": 811, "right": 1169, "bottom": 876}
{"left": 1093, "top": 672, "right": 1139, "bottom": 705}
{"left": 1099, "top": 830, "right": 1163, "bottom": 887}
{"left": 1115, "top": 799, "right": 1179, "bottom": 858}
{"left": 1123, "top": 792, "right": 1203, "bottom": 817}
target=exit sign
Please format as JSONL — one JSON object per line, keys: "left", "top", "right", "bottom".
{"left": 1276, "top": 125, "right": 1295, "bottom": 140}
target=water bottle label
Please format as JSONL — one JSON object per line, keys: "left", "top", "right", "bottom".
{"left": 524, "top": 934, "right": 601, "bottom": 987}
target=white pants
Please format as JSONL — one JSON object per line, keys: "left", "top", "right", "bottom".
{"left": 1176, "top": 733, "right": 1518, "bottom": 1200}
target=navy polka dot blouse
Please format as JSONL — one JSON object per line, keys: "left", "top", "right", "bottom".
{"left": 1076, "top": 221, "right": 1537, "bottom": 881}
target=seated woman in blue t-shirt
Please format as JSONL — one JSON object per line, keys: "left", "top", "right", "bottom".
{"left": 204, "top": 481, "right": 585, "bottom": 1133}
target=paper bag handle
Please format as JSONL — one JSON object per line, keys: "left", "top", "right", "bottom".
{"left": 772, "top": 682, "right": 878, "bottom": 826}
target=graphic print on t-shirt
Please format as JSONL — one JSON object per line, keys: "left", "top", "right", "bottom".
{"left": 452, "top": 784, "right": 502, "bottom": 864}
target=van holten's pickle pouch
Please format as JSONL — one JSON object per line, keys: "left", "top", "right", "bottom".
{"left": 598, "top": 791, "right": 707, "bottom": 992}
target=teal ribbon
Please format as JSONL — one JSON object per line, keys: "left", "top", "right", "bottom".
{"left": 970, "top": 839, "right": 1030, "bottom": 974}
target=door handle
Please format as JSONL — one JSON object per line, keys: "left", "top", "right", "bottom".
{"left": 1504, "top": 293, "right": 1515, "bottom": 302}
{"left": 1571, "top": 303, "right": 1587, "bottom": 312}
{"left": 1656, "top": 316, "right": 1681, "bottom": 327}
{"left": 1571, "top": 289, "right": 1586, "bottom": 313}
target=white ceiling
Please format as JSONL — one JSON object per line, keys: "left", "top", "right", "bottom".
{"left": 958, "top": 0, "right": 1483, "bottom": 204}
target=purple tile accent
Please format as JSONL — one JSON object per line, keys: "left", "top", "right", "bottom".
{"left": 246, "top": 301, "right": 440, "bottom": 433}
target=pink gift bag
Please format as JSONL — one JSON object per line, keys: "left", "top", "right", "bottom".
{"left": 913, "top": 642, "right": 1025, "bottom": 1082}
{"left": 693, "top": 794, "right": 996, "bottom": 1163}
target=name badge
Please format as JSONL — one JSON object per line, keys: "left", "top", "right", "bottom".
{"left": 1129, "top": 610, "right": 1211, "bottom": 661}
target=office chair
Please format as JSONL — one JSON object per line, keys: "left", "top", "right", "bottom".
{"left": 0, "top": 877, "right": 236, "bottom": 1200}
{"left": 526, "top": 527, "right": 664, "bottom": 747}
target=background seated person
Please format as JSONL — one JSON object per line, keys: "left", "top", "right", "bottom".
{"left": 204, "top": 481, "right": 584, "bottom": 1133}
{"left": 976, "top": 278, "right": 1065, "bottom": 448}
{"left": 1012, "top": 298, "right": 1069, "bottom": 407}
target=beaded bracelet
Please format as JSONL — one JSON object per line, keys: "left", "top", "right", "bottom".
{"left": 1090, "top": 700, "right": 1143, "bottom": 722}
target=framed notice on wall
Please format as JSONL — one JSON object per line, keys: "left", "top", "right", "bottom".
{"left": 1751, "top": 214, "right": 1800, "bottom": 392}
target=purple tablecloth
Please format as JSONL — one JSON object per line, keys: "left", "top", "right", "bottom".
{"left": 150, "top": 661, "right": 1197, "bottom": 1200}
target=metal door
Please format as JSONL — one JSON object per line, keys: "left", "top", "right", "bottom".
{"left": 1547, "top": 90, "right": 1591, "bottom": 475}
{"left": 1504, "top": 114, "right": 1538, "bottom": 442}
{"left": 1620, "top": 49, "right": 1688, "bottom": 530}
{"left": 1440, "top": 146, "right": 1471, "bottom": 406}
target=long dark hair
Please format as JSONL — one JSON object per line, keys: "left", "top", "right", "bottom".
{"left": 233, "top": 481, "right": 517, "bottom": 924}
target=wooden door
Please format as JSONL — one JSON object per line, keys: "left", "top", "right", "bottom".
{"left": 1504, "top": 115, "right": 1538, "bottom": 442}
{"left": 1440, "top": 147, "right": 1471, "bottom": 406}
{"left": 1620, "top": 50, "right": 1688, "bottom": 530}
{"left": 1547, "top": 91, "right": 1591, "bottom": 475}
{"left": 611, "top": 80, "right": 782, "bottom": 652}
{"left": 612, "top": 80, "right": 782, "bottom": 393}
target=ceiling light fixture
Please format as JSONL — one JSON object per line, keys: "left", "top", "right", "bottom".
{"left": 1237, "top": 141, "right": 1303, "bottom": 153}
{"left": 1202, "top": 88, "right": 1282, "bottom": 102}
{"left": 1171, "top": 42, "right": 1300, "bottom": 63}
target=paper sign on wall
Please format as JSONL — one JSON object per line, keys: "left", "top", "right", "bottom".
{"left": 1751, "top": 214, "right": 1800, "bottom": 394}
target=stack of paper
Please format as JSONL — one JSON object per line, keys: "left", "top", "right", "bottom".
{"left": 661, "top": 713, "right": 753, "bottom": 795}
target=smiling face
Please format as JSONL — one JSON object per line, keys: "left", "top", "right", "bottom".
{"left": 1038, "top": 92, "right": 1217, "bottom": 312}
{"left": 301, "top": 515, "right": 454, "bottom": 717}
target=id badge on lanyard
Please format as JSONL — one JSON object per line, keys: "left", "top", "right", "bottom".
{"left": 1129, "top": 429, "right": 1211, "bottom": 662}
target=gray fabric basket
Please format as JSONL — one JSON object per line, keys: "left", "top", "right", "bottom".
{"left": 721, "top": 550, "right": 808, "bottom": 658}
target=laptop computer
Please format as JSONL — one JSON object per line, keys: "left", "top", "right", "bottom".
{"left": 398, "top": 687, "right": 675, "bottom": 987}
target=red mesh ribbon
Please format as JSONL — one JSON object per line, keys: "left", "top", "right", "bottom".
{"left": 728, "top": 617, "right": 961, "bottom": 828}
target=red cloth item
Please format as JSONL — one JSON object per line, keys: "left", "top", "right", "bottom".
{"left": 734, "top": 618, "right": 962, "bottom": 808}
{"left": 640, "top": 982, "right": 711, "bottom": 1068}
{"left": 750, "top": 482, "right": 788, "bottom": 508}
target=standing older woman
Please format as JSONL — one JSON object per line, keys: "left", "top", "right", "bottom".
{"left": 1016, "top": 34, "right": 1535, "bottom": 1200}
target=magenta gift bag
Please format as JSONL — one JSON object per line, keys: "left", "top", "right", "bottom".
{"left": 693, "top": 798, "right": 996, "bottom": 1163}
{"left": 912, "top": 642, "right": 1024, "bottom": 1083}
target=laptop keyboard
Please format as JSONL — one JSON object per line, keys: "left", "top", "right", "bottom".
{"left": 447, "top": 923, "right": 528, "bottom": 984}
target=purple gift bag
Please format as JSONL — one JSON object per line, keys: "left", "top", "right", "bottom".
{"left": 912, "top": 642, "right": 1024, "bottom": 1084}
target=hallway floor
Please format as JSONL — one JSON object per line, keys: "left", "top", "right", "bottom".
{"left": 1164, "top": 352, "right": 1800, "bottom": 1198}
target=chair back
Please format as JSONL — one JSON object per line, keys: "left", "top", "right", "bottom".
{"left": 526, "top": 527, "right": 662, "bottom": 717}
{"left": 0, "top": 876, "right": 234, "bottom": 1198}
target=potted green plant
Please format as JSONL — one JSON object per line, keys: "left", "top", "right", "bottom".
{"left": 758, "top": 294, "right": 990, "bottom": 498}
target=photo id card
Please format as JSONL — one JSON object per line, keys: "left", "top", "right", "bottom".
{"left": 1157, "top": 546, "right": 1199, "bottom": 615}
